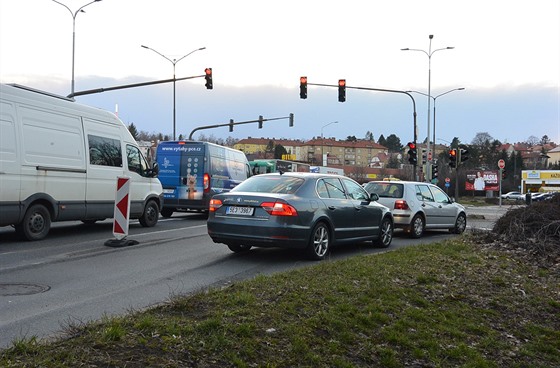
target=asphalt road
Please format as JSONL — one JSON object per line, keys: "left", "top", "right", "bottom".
{"left": 0, "top": 209, "right": 500, "bottom": 349}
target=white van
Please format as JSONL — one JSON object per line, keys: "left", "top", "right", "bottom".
{"left": 0, "top": 84, "right": 164, "bottom": 240}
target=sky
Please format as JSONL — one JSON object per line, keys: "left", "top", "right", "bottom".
{"left": 1, "top": 0, "right": 559, "bottom": 147}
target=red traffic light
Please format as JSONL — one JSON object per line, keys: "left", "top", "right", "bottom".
{"left": 338, "top": 79, "right": 346, "bottom": 102}
{"left": 204, "top": 68, "right": 213, "bottom": 89}
{"left": 407, "top": 142, "right": 416, "bottom": 149}
{"left": 300, "top": 76, "right": 308, "bottom": 99}
{"left": 449, "top": 149, "right": 457, "bottom": 157}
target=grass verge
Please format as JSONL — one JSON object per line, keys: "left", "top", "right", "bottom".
{"left": 1, "top": 237, "right": 559, "bottom": 367}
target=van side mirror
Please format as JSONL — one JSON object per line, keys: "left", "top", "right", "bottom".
{"left": 148, "top": 162, "right": 159, "bottom": 177}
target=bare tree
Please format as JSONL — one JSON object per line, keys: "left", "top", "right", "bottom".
{"left": 471, "top": 132, "right": 493, "bottom": 146}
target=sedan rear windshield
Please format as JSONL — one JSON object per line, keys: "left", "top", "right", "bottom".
{"left": 232, "top": 176, "right": 304, "bottom": 194}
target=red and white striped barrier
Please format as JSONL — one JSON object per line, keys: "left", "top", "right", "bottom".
{"left": 112, "top": 176, "right": 131, "bottom": 240}
{"left": 105, "top": 177, "right": 138, "bottom": 247}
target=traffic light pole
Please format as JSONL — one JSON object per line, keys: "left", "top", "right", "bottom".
{"left": 68, "top": 75, "right": 206, "bottom": 98}
{"left": 306, "top": 82, "right": 418, "bottom": 180}
{"left": 188, "top": 114, "right": 294, "bottom": 140}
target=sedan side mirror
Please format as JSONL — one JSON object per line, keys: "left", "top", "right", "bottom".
{"left": 369, "top": 192, "right": 380, "bottom": 201}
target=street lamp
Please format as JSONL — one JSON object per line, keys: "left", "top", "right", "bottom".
{"left": 52, "top": 0, "right": 102, "bottom": 97}
{"left": 402, "top": 35, "right": 454, "bottom": 181}
{"left": 141, "top": 45, "right": 206, "bottom": 140}
{"left": 408, "top": 88, "right": 465, "bottom": 167}
{"left": 321, "top": 121, "right": 338, "bottom": 166}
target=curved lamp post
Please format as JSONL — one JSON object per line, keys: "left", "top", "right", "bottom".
{"left": 402, "top": 35, "right": 454, "bottom": 181}
{"left": 321, "top": 121, "right": 338, "bottom": 166}
{"left": 408, "top": 88, "right": 465, "bottom": 165}
{"left": 52, "top": 0, "right": 102, "bottom": 97}
{"left": 141, "top": 45, "right": 206, "bottom": 140}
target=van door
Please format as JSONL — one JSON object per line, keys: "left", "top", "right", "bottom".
{"left": 125, "top": 142, "right": 154, "bottom": 216}
{"left": 19, "top": 103, "right": 87, "bottom": 221}
{"left": 0, "top": 99, "right": 21, "bottom": 225}
{"left": 83, "top": 118, "right": 124, "bottom": 219}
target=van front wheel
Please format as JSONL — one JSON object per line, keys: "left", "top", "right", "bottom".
{"left": 16, "top": 204, "right": 51, "bottom": 241}
{"left": 139, "top": 200, "right": 159, "bottom": 227}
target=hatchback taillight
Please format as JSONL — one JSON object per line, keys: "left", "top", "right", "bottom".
{"left": 260, "top": 201, "right": 298, "bottom": 216}
{"left": 394, "top": 200, "right": 410, "bottom": 210}
{"left": 209, "top": 198, "right": 222, "bottom": 212}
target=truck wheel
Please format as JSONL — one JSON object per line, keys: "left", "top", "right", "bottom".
{"left": 16, "top": 204, "right": 51, "bottom": 241}
{"left": 160, "top": 207, "right": 174, "bottom": 218}
{"left": 139, "top": 200, "right": 159, "bottom": 227}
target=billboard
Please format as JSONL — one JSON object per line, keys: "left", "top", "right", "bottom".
{"left": 465, "top": 170, "right": 499, "bottom": 191}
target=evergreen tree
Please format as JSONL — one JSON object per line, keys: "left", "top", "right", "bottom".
{"left": 127, "top": 122, "right": 139, "bottom": 140}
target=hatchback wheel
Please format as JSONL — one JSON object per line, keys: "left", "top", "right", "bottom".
{"left": 306, "top": 222, "right": 330, "bottom": 260}
{"left": 374, "top": 217, "right": 393, "bottom": 248}
{"left": 450, "top": 213, "right": 467, "bottom": 234}
{"left": 410, "top": 214, "right": 425, "bottom": 238}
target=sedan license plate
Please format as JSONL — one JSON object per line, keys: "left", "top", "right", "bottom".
{"left": 225, "top": 206, "right": 254, "bottom": 216}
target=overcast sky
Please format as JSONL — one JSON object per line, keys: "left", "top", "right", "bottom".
{"left": 1, "top": 0, "right": 559, "bottom": 145}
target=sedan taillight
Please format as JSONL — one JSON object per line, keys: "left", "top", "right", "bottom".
{"left": 394, "top": 200, "right": 410, "bottom": 210}
{"left": 260, "top": 201, "right": 298, "bottom": 216}
{"left": 209, "top": 198, "right": 223, "bottom": 212}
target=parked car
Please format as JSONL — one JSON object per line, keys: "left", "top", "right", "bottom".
{"left": 207, "top": 173, "right": 394, "bottom": 260}
{"left": 363, "top": 181, "right": 467, "bottom": 238}
{"left": 532, "top": 192, "right": 560, "bottom": 202}
{"left": 501, "top": 191, "right": 524, "bottom": 201}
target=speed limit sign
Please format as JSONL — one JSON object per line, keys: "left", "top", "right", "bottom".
{"left": 498, "top": 159, "right": 505, "bottom": 169}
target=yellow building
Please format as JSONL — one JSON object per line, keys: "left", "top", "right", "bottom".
{"left": 521, "top": 170, "right": 560, "bottom": 193}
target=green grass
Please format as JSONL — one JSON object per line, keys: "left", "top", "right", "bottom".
{"left": 1, "top": 238, "right": 559, "bottom": 367}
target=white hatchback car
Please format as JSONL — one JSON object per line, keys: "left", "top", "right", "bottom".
{"left": 363, "top": 181, "right": 467, "bottom": 238}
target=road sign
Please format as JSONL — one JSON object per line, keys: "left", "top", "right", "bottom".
{"left": 498, "top": 159, "right": 505, "bottom": 169}
{"left": 445, "top": 177, "right": 451, "bottom": 183}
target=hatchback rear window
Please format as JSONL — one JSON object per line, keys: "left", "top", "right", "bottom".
{"left": 364, "top": 182, "right": 404, "bottom": 198}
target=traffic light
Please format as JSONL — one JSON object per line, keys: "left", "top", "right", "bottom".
{"left": 421, "top": 149, "right": 427, "bottom": 165}
{"left": 338, "top": 79, "right": 346, "bottom": 102}
{"left": 204, "top": 68, "right": 213, "bottom": 89}
{"left": 299, "top": 76, "right": 307, "bottom": 99}
{"left": 407, "top": 142, "right": 417, "bottom": 165}
{"left": 258, "top": 115, "right": 264, "bottom": 129}
{"left": 289, "top": 113, "right": 294, "bottom": 127}
{"left": 229, "top": 119, "right": 233, "bottom": 132}
{"left": 432, "top": 163, "right": 439, "bottom": 180}
{"left": 459, "top": 145, "right": 469, "bottom": 162}
{"left": 449, "top": 149, "right": 457, "bottom": 168}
